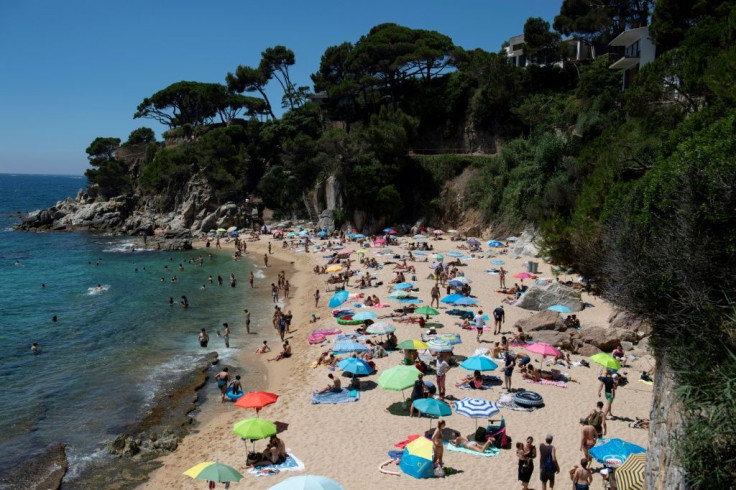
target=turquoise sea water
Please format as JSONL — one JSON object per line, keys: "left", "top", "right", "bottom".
{"left": 0, "top": 174, "right": 265, "bottom": 481}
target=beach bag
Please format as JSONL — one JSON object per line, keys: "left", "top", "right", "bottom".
{"left": 587, "top": 411, "right": 603, "bottom": 434}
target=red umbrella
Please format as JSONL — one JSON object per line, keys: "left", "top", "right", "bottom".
{"left": 234, "top": 391, "right": 279, "bottom": 415}
{"left": 524, "top": 342, "right": 561, "bottom": 358}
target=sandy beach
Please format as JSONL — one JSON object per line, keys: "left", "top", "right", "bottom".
{"left": 140, "top": 232, "right": 653, "bottom": 489}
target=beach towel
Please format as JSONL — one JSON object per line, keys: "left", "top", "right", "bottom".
{"left": 639, "top": 379, "right": 653, "bottom": 386}
{"left": 496, "top": 393, "right": 537, "bottom": 412}
{"left": 446, "top": 443, "right": 500, "bottom": 457}
{"left": 247, "top": 452, "right": 305, "bottom": 477}
{"left": 311, "top": 388, "right": 360, "bottom": 404}
{"left": 455, "top": 375, "right": 502, "bottom": 391}
{"left": 524, "top": 379, "right": 568, "bottom": 388}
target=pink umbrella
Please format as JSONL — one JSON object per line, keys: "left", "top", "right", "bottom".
{"left": 433, "top": 229, "right": 444, "bottom": 235}
{"left": 337, "top": 250, "right": 352, "bottom": 256}
{"left": 375, "top": 238, "right": 387, "bottom": 243}
{"left": 524, "top": 342, "right": 561, "bottom": 358}
{"left": 514, "top": 272, "right": 537, "bottom": 280}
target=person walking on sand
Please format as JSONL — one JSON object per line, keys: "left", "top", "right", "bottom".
{"left": 571, "top": 459, "right": 593, "bottom": 490}
{"left": 268, "top": 241, "right": 272, "bottom": 254}
{"left": 579, "top": 418, "right": 597, "bottom": 463}
{"left": 598, "top": 372, "right": 618, "bottom": 419}
{"left": 436, "top": 354, "right": 450, "bottom": 400}
{"left": 586, "top": 401, "right": 607, "bottom": 437}
{"left": 538, "top": 435, "right": 559, "bottom": 490}
{"left": 271, "top": 283, "right": 279, "bottom": 303}
{"left": 214, "top": 367, "right": 230, "bottom": 402}
{"left": 314, "top": 289, "right": 320, "bottom": 308}
{"left": 499, "top": 267, "right": 507, "bottom": 289}
{"left": 432, "top": 419, "right": 446, "bottom": 468}
{"left": 244, "top": 309, "right": 251, "bottom": 334}
{"left": 198, "top": 328, "right": 209, "bottom": 347}
{"left": 284, "top": 280, "right": 290, "bottom": 298}
{"left": 264, "top": 253, "right": 269, "bottom": 267}
{"left": 474, "top": 310, "right": 486, "bottom": 342}
{"left": 493, "top": 305, "right": 505, "bottom": 335}
{"left": 504, "top": 349, "right": 515, "bottom": 391}
{"left": 430, "top": 283, "right": 440, "bottom": 308}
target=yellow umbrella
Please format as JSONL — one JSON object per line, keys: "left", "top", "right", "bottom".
{"left": 326, "top": 265, "right": 343, "bottom": 273}
{"left": 355, "top": 249, "right": 370, "bottom": 254}
{"left": 615, "top": 453, "right": 646, "bottom": 490}
{"left": 184, "top": 461, "right": 243, "bottom": 482}
{"left": 406, "top": 436, "right": 434, "bottom": 460}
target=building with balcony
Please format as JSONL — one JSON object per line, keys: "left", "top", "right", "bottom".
{"left": 608, "top": 26, "right": 656, "bottom": 88}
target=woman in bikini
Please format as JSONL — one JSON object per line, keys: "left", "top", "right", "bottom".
{"left": 451, "top": 431, "right": 492, "bottom": 453}
{"left": 432, "top": 419, "right": 446, "bottom": 467}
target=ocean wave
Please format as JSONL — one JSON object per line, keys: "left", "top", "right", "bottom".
{"left": 140, "top": 353, "right": 210, "bottom": 408}
{"left": 101, "top": 240, "right": 141, "bottom": 253}
{"left": 87, "top": 284, "right": 110, "bottom": 295}
{"left": 64, "top": 447, "right": 108, "bottom": 481}
{"left": 253, "top": 269, "right": 266, "bottom": 279}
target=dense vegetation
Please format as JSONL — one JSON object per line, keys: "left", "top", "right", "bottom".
{"left": 82, "top": 3, "right": 736, "bottom": 485}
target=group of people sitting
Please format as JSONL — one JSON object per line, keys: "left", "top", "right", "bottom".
{"left": 363, "top": 294, "right": 382, "bottom": 306}
{"left": 248, "top": 435, "right": 287, "bottom": 467}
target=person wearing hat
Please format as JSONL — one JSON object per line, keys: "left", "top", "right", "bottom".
{"left": 597, "top": 372, "right": 618, "bottom": 419}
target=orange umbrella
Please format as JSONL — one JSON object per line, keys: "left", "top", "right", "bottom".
{"left": 234, "top": 391, "right": 279, "bottom": 415}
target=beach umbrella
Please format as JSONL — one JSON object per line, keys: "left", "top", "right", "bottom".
{"left": 353, "top": 311, "right": 378, "bottom": 321}
{"left": 414, "top": 306, "right": 439, "bottom": 317}
{"left": 454, "top": 397, "right": 500, "bottom": 429}
{"left": 525, "top": 342, "right": 562, "bottom": 358}
{"left": 427, "top": 339, "right": 453, "bottom": 352}
{"left": 412, "top": 398, "right": 452, "bottom": 430}
{"left": 269, "top": 475, "right": 344, "bottom": 490}
{"left": 354, "top": 234, "right": 366, "bottom": 239}
{"left": 328, "top": 290, "right": 349, "bottom": 308}
{"left": 466, "top": 238, "right": 481, "bottom": 246}
{"left": 433, "top": 229, "right": 444, "bottom": 235}
{"left": 389, "top": 290, "right": 411, "bottom": 298}
{"left": 590, "top": 353, "right": 622, "bottom": 370}
{"left": 383, "top": 228, "right": 394, "bottom": 233}
{"left": 451, "top": 276, "right": 472, "bottom": 284}
{"left": 396, "top": 339, "right": 429, "bottom": 350}
{"left": 460, "top": 356, "right": 498, "bottom": 371}
{"left": 490, "top": 259, "right": 505, "bottom": 265}
{"left": 317, "top": 230, "right": 328, "bottom": 236}
{"left": 326, "top": 265, "right": 343, "bottom": 273}
{"left": 184, "top": 462, "right": 243, "bottom": 483}
{"left": 216, "top": 227, "right": 227, "bottom": 233}
{"left": 355, "top": 249, "right": 369, "bottom": 254}
{"left": 337, "top": 357, "right": 373, "bottom": 375}
{"left": 234, "top": 391, "right": 279, "bottom": 414}
{"left": 446, "top": 251, "right": 463, "bottom": 258}
{"left": 615, "top": 453, "right": 646, "bottom": 490}
{"left": 336, "top": 249, "right": 351, "bottom": 256}
{"left": 393, "top": 282, "right": 414, "bottom": 290}
{"left": 399, "top": 443, "right": 434, "bottom": 479}
{"left": 374, "top": 237, "right": 387, "bottom": 244}
{"left": 434, "top": 253, "right": 444, "bottom": 260}
{"left": 288, "top": 231, "right": 296, "bottom": 237}
{"left": 232, "top": 418, "right": 277, "bottom": 440}
{"left": 377, "top": 365, "right": 421, "bottom": 399}
{"left": 413, "top": 234, "right": 426, "bottom": 239}
{"left": 399, "top": 298, "right": 423, "bottom": 304}
{"left": 487, "top": 240, "right": 504, "bottom": 247}
{"left": 366, "top": 323, "right": 395, "bottom": 335}
{"left": 514, "top": 272, "right": 537, "bottom": 279}
{"left": 299, "top": 229, "right": 309, "bottom": 236}
{"left": 548, "top": 304, "right": 573, "bottom": 313}
{"left": 441, "top": 294, "right": 464, "bottom": 304}
{"left": 589, "top": 439, "right": 646, "bottom": 468}
{"left": 226, "top": 226, "right": 238, "bottom": 232}
{"left": 332, "top": 341, "right": 369, "bottom": 353}
{"left": 453, "top": 297, "right": 478, "bottom": 306}
{"left": 437, "top": 333, "right": 462, "bottom": 345}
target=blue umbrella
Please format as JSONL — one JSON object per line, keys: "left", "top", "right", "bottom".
{"left": 441, "top": 294, "right": 464, "bottom": 304}
{"left": 548, "top": 304, "right": 573, "bottom": 313}
{"left": 354, "top": 234, "right": 365, "bottom": 238}
{"left": 460, "top": 356, "right": 498, "bottom": 371}
{"left": 393, "top": 282, "right": 414, "bottom": 290}
{"left": 453, "top": 297, "right": 478, "bottom": 306}
{"left": 490, "top": 259, "right": 505, "bottom": 265}
{"left": 448, "top": 279, "right": 465, "bottom": 288}
{"left": 299, "top": 229, "right": 309, "bottom": 236}
{"left": 454, "top": 397, "right": 499, "bottom": 429}
{"left": 332, "top": 341, "right": 369, "bottom": 353}
{"left": 589, "top": 439, "right": 647, "bottom": 467}
{"left": 399, "top": 449, "right": 435, "bottom": 479}
{"left": 353, "top": 311, "right": 378, "bottom": 321}
{"left": 413, "top": 234, "right": 426, "bottom": 239}
{"left": 399, "top": 298, "right": 423, "bottom": 304}
{"left": 487, "top": 240, "right": 504, "bottom": 247}
{"left": 328, "top": 290, "right": 349, "bottom": 308}
{"left": 413, "top": 398, "right": 452, "bottom": 418}
{"left": 317, "top": 230, "right": 328, "bottom": 236}
{"left": 337, "top": 358, "right": 373, "bottom": 375}
{"left": 383, "top": 228, "right": 394, "bottom": 233}
{"left": 269, "top": 475, "right": 344, "bottom": 490}
{"left": 413, "top": 251, "right": 427, "bottom": 256}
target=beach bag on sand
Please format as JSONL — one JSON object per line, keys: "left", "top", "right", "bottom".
{"left": 587, "top": 410, "right": 603, "bottom": 434}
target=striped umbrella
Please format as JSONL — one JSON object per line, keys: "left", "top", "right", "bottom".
{"left": 437, "top": 333, "right": 462, "bottom": 345}
{"left": 366, "top": 323, "right": 396, "bottom": 335}
{"left": 615, "top": 453, "right": 646, "bottom": 490}
{"left": 427, "top": 339, "right": 453, "bottom": 352}
{"left": 454, "top": 397, "right": 499, "bottom": 429}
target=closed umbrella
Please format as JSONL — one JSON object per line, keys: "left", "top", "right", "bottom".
{"left": 460, "top": 356, "right": 498, "bottom": 371}
{"left": 269, "top": 475, "right": 344, "bottom": 490}
{"left": 184, "top": 462, "right": 243, "bottom": 483}
{"left": 615, "top": 453, "right": 646, "bottom": 490}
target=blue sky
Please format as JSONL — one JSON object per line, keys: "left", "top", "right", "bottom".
{"left": 0, "top": 0, "right": 562, "bottom": 175}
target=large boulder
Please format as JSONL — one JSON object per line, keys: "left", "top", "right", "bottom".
{"left": 515, "top": 310, "right": 568, "bottom": 332}
{"left": 516, "top": 282, "right": 583, "bottom": 312}
{"left": 526, "top": 330, "right": 578, "bottom": 351}
{"left": 608, "top": 309, "right": 653, "bottom": 337}
{"left": 578, "top": 326, "right": 637, "bottom": 352}
{"left": 317, "top": 209, "right": 335, "bottom": 232}
{"left": 512, "top": 229, "right": 540, "bottom": 258}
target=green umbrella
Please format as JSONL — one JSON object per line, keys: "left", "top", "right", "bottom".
{"left": 184, "top": 462, "right": 243, "bottom": 483}
{"left": 377, "top": 365, "right": 422, "bottom": 396}
{"left": 414, "top": 306, "right": 439, "bottom": 317}
{"left": 396, "top": 339, "right": 429, "bottom": 350}
{"left": 590, "top": 353, "right": 621, "bottom": 370}
{"left": 232, "top": 418, "right": 277, "bottom": 439}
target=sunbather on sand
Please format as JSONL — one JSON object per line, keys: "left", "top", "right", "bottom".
{"left": 314, "top": 373, "right": 342, "bottom": 394}
{"left": 251, "top": 435, "right": 287, "bottom": 467}
{"left": 450, "top": 431, "right": 493, "bottom": 453}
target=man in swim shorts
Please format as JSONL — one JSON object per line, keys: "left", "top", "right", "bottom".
{"left": 198, "top": 328, "right": 209, "bottom": 348}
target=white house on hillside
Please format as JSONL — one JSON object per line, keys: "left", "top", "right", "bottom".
{"left": 608, "top": 26, "right": 656, "bottom": 88}
{"left": 504, "top": 34, "right": 595, "bottom": 68}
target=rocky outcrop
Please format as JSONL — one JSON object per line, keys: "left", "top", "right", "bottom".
{"left": 515, "top": 310, "right": 567, "bottom": 332}
{"left": 608, "top": 309, "right": 653, "bottom": 338}
{"left": 317, "top": 209, "right": 336, "bottom": 232}
{"left": 516, "top": 282, "right": 583, "bottom": 312}
{"left": 577, "top": 326, "right": 638, "bottom": 352}
{"left": 648, "top": 355, "right": 688, "bottom": 489}
{"left": 0, "top": 443, "right": 68, "bottom": 490}
{"left": 512, "top": 228, "right": 540, "bottom": 258}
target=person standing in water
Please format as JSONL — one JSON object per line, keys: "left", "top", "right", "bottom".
{"left": 215, "top": 367, "right": 230, "bottom": 402}
{"left": 221, "top": 323, "right": 231, "bottom": 348}
{"left": 198, "top": 328, "right": 209, "bottom": 347}
{"left": 249, "top": 271, "right": 254, "bottom": 288}
{"left": 244, "top": 309, "right": 251, "bottom": 334}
